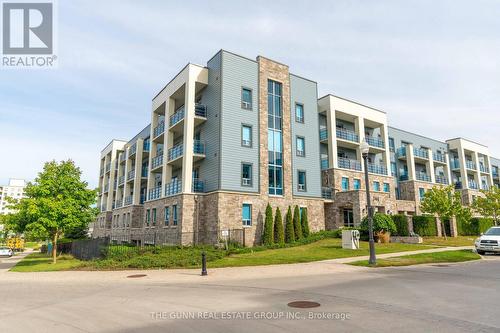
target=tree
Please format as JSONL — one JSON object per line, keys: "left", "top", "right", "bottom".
{"left": 473, "top": 187, "right": 500, "bottom": 226}
{"left": 293, "top": 206, "right": 303, "bottom": 240}
{"left": 262, "top": 204, "right": 274, "bottom": 246}
{"left": 273, "top": 207, "right": 285, "bottom": 246}
{"left": 285, "top": 206, "right": 295, "bottom": 243}
{"left": 420, "top": 185, "right": 470, "bottom": 239}
{"left": 11, "top": 160, "right": 97, "bottom": 263}
{"left": 301, "top": 207, "right": 310, "bottom": 238}
{"left": 361, "top": 213, "right": 396, "bottom": 234}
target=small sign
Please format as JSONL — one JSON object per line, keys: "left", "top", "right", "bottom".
{"left": 221, "top": 230, "right": 229, "bottom": 237}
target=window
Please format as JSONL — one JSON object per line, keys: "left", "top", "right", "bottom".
{"left": 353, "top": 179, "right": 361, "bottom": 190}
{"left": 296, "top": 136, "right": 305, "bottom": 157}
{"left": 242, "top": 203, "right": 252, "bottom": 226}
{"left": 373, "top": 181, "right": 380, "bottom": 192}
{"left": 343, "top": 209, "right": 354, "bottom": 227}
{"left": 122, "top": 214, "right": 126, "bottom": 227}
{"left": 383, "top": 183, "right": 390, "bottom": 193}
{"left": 172, "top": 205, "right": 178, "bottom": 225}
{"left": 341, "top": 177, "right": 349, "bottom": 191}
{"left": 241, "top": 88, "right": 252, "bottom": 109}
{"left": 268, "top": 80, "right": 283, "bottom": 196}
{"left": 298, "top": 171, "right": 307, "bottom": 192}
{"left": 295, "top": 103, "right": 304, "bottom": 123}
{"left": 164, "top": 206, "right": 170, "bottom": 226}
{"left": 152, "top": 208, "right": 157, "bottom": 226}
{"left": 127, "top": 213, "right": 130, "bottom": 227}
{"left": 419, "top": 188, "right": 425, "bottom": 200}
{"left": 389, "top": 137, "right": 395, "bottom": 152}
{"left": 241, "top": 125, "right": 252, "bottom": 147}
{"left": 146, "top": 209, "right": 150, "bottom": 226}
{"left": 242, "top": 163, "right": 252, "bottom": 187}
{"left": 391, "top": 162, "right": 397, "bottom": 176}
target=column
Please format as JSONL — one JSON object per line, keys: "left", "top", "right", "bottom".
{"left": 119, "top": 152, "right": 126, "bottom": 206}
{"left": 326, "top": 105, "right": 338, "bottom": 169}
{"left": 457, "top": 148, "right": 468, "bottom": 189}
{"left": 181, "top": 76, "right": 196, "bottom": 193}
{"left": 162, "top": 98, "right": 175, "bottom": 193}
{"left": 444, "top": 153, "right": 452, "bottom": 185}
{"left": 354, "top": 116, "right": 365, "bottom": 171}
{"left": 380, "top": 125, "right": 392, "bottom": 175}
{"left": 133, "top": 139, "right": 143, "bottom": 205}
{"left": 407, "top": 144, "right": 416, "bottom": 181}
{"left": 473, "top": 152, "right": 481, "bottom": 189}
{"left": 427, "top": 148, "right": 435, "bottom": 183}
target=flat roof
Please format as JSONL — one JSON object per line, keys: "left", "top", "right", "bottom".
{"left": 318, "top": 94, "right": 386, "bottom": 114}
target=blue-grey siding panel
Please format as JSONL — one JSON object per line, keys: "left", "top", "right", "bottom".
{"left": 290, "top": 74, "right": 321, "bottom": 197}
{"left": 219, "top": 51, "right": 259, "bottom": 193}
{"left": 127, "top": 125, "right": 151, "bottom": 145}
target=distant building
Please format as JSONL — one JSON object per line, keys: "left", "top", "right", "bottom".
{"left": 0, "top": 179, "right": 27, "bottom": 215}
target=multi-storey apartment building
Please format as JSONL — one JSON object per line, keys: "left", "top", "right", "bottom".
{"left": 93, "top": 50, "right": 500, "bottom": 243}
{"left": 0, "top": 179, "right": 27, "bottom": 215}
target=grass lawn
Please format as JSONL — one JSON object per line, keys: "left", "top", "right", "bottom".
{"left": 24, "top": 242, "right": 43, "bottom": 250}
{"left": 422, "top": 236, "right": 476, "bottom": 247}
{"left": 349, "top": 250, "right": 480, "bottom": 268}
{"left": 10, "top": 253, "right": 83, "bottom": 272}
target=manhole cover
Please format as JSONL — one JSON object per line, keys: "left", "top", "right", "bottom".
{"left": 287, "top": 301, "right": 321, "bottom": 308}
{"left": 432, "top": 264, "right": 450, "bottom": 267}
{"left": 127, "top": 274, "right": 147, "bottom": 278}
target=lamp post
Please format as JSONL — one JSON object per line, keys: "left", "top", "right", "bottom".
{"left": 361, "top": 140, "right": 376, "bottom": 265}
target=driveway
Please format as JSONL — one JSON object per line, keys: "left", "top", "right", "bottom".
{"left": 0, "top": 253, "right": 499, "bottom": 332}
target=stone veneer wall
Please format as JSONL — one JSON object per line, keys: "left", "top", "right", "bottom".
{"left": 399, "top": 180, "right": 445, "bottom": 214}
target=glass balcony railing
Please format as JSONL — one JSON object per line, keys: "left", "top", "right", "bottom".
{"left": 118, "top": 175, "right": 125, "bottom": 185}
{"left": 168, "top": 144, "right": 183, "bottom": 161}
{"left": 450, "top": 159, "right": 460, "bottom": 169}
{"left": 143, "top": 141, "right": 150, "bottom": 152}
{"left": 194, "top": 140, "right": 205, "bottom": 155}
{"left": 365, "top": 135, "right": 384, "bottom": 148}
{"left": 413, "top": 148, "right": 429, "bottom": 159}
{"left": 321, "top": 187, "right": 333, "bottom": 199}
{"left": 433, "top": 153, "right": 446, "bottom": 163}
{"left": 153, "top": 121, "right": 165, "bottom": 138}
{"left": 113, "top": 180, "right": 118, "bottom": 190}
{"left": 152, "top": 154, "right": 163, "bottom": 169}
{"left": 399, "top": 174, "right": 409, "bottom": 181}
{"left": 454, "top": 181, "right": 462, "bottom": 189}
{"left": 367, "top": 163, "right": 387, "bottom": 175}
{"left": 129, "top": 143, "right": 137, "bottom": 156}
{"left": 321, "top": 158, "right": 329, "bottom": 170}
{"left": 124, "top": 196, "right": 133, "bottom": 206}
{"left": 100, "top": 168, "right": 104, "bottom": 176}
{"left": 466, "top": 160, "right": 476, "bottom": 170}
{"left": 148, "top": 186, "right": 162, "bottom": 200}
{"left": 195, "top": 103, "right": 207, "bottom": 118}
{"left": 119, "top": 153, "right": 127, "bottom": 163}
{"left": 396, "top": 147, "right": 407, "bottom": 158}
{"left": 169, "top": 106, "right": 185, "bottom": 127}
{"left": 165, "top": 180, "right": 182, "bottom": 197}
{"left": 105, "top": 163, "right": 111, "bottom": 173}
{"left": 141, "top": 167, "right": 148, "bottom": 178}
{"left": 127, "top": 169, "right": 135, "bottom": 181}
{"left": 493, "top": 170, "right": 499, "bottom": 178}
{"left": 480, "top": 165, "right": 490, "bottom": 173}
{"left": 140, "top": 194, "right": 146, "bottom": 204}
{"left": 104, "top": 184, "right": 109, "bottom": 192}
{"left": 416, "top": 173, "right": 431, "bottom": 182}
{"left": 100, "top": 204, "right": 106, "bottom": 212}
{"left": 468, "top": 181, "right": 479, "bottom": 190}
{"left": 482, "top": 184, "right": 489, "bottom": 191}
{"left": 319, "top": 128, "right": 328, "bottom": 141}
{"left": 336, "top": 128, "right": 358, "bottom": 142}
{"left": 192, "top": 179, "right": 204, "bottom": 193}
{"left": 338, "top": 157, "right": 362, "bottom": 171}
{"left": 115, "top": 200, "right": 123, "bottom": 209}
{"left": 435, "top": 175, "right": 448, "bottom": 184}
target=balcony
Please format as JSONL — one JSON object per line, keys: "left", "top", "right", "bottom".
{"left": 118, "top": 175, "right": 125, "bottom": 186}
{"left": 100, "top": 204, "right": 106, "bottom": 212}
{"left": 100, "top": 168, "right": 104, "bottom": 176}
{"left": 480, "top": 165, "right": 490, "bottom": 173}
{"left": 148, "top": 186, "right": 162, "bottom": 200}
{"left": 192, "top": 179, "right": 204, "bottom": 193}
{"left": 152, "top": 154, "right": 163, "bottom": 170}
{"left": 396, "top": 147, "right": 407, "bottom": 159}
{"left": 115, "top": 200, "right": 123, "bottom": 209}
{"left": 113, "top": 180, "right": 118, "bottom": 190}
{"left": 433, "top": 153, "right": 446, "bottom": 163}
{"left": 493, "top": 170, "right": 499, "bottom": 179}
{"left": 413, "top": 148, "right": 429, "bottom": 159}
{"left": 319, "top": 128, "right": 328, "bottom": 141}
{"left": 104, "top": 184, "right": 109, "bottom": 193}
{"left": 468, "top": 180, "right": 479, "bottom": 190}
{"left": 105, "top": 163, "right": 111, "bottom": 173}
{"left": 367, "top": 163, "right": 387, "bottom": 175}
{"left": 338, "top": 157, "right": 362, "bottom": 171}
{"left": 482, "top": 184, "right": 489, "bottom": 191}
{"left": 365, "top": 135, "right": 384, "bottom": 148}
{"left": 168, "top": 144, "right": 183, "bottom": 161}
{"left": 153, "top": 120, "right": 165, "bottom": 139}
{"left": 435, "top": 175, "right": 448, "bottom": 185}
{"left": 165, "top": 180, "right": 182, "bottom": 197}
{"left": 321, "top": 158, "right": 329, "bottom": 170}
{"left": 195, "top": 103, "right": 207, "bottom": 118}
{"left": 169, "top": 106, "right": 185, "bottom": 127}
{"left": 454, "top": 182, "right": 462, "bottom": 190}
{"left": 129, "top": 143, "right": 137, "bottom": 157}
{"left": 124, "top": 196, "right": 133, "bottom": 206}
{"left": 399, "top": 174, "right": 409, "bottom": 181}
{"left": 140, "top": 194, "right": 146, "bottom": 204}
{"left": 416, "top": 173, "right": 431, "bottom": 182}
{"left": 141, "top": 167, "right": 148, "bottom": 178}
{"left": 127, "top": 169, "right": 135, "bottom": 181}
{"left": 321, "top": 187, "right": 333, "bottom": 199}
{"left": 450, "top": 159, "right": 460, "bottom": 170}
{"left": 143, "top": 141, "right": 150, "bottom": 152}
{"left": 466, "top": 160, "right": 476, "bottom": 170}
{"left": 194, "top": 140, "right": 205, "bottom": 155}
{"left": 336, "top": 128, "right": 358, "bottom": 143}
{"left": 119, "top": 153, "right": 127, "bottom": 163}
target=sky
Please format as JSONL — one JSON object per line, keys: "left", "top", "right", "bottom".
{"left": 1, "top": 0, "right": 499, "bottom": 188}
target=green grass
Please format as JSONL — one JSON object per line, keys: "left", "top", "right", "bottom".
{"left": 422, "top": 236, "right": 476, "bottom": 247}
{"left": 10, "top": 253, "right": 84, "bottom": 272}
{"left": 24, "top": 242, "right": 43, "bottom": 250}
{"left": 349, "top": 249, "right": 480, "bottom": 268}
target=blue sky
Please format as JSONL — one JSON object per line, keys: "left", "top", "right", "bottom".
{"left": 1, "top": 0, "right": 499, "bottom": 188}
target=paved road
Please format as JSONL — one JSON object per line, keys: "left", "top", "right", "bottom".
{"left": 0, "top": 254, "right": 499, "bottom": 333}
{"left": 0, "top": 249, "right": 33, "bottom": 272}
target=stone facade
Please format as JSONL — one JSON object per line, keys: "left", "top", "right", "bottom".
{"left": 398, "top": 180, "right": 438, "bottom": 214}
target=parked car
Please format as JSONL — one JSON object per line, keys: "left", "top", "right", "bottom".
{"left": 0, "top": 247, "right": 13, "bottom": 257}
{"left": 475, "top": 227, "right": 500, "bottom": 255}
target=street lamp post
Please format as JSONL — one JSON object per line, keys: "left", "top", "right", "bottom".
{"left": 361, "top": 140, "right": 376, "bottom": 265}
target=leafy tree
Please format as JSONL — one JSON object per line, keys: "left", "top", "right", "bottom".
{"left": 262, "top": 204, "right": 274, "bottom": 246}
{"left": 273, "top": 207, "right": 285, "bottom": 246}
{"left": 420, "top": 185, "right": 470, "bottom": 239}
{"left": 11, "top": 160, "right": 97, "bottom": 263}
{"left": 285, "top": 206, "right": 295, "bottom": 243}
{"left": 301, "top": 207, "right": 310, "bottom": 238}
{"left": 293, "top": 206, "right": 303, "bottom": 240}
{"left": 473, "top": 187, "right": 500, "bottom": 226}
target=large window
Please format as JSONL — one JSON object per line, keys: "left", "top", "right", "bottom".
{"left": 353, "top": 179, "right": 361, "bottom": 190}
{"left": 373, "top": 181, "right": 380, "bottom": 192}
{"left": 419, "top": 188, "right": 425, "bottom": 200}
{"left": 242, "top": 125, "right": 252, "bottom": 147}
{"left": 268, "top": 80, "right": 283, "bottom": 196}
{"left": 152, "top": 208, "right": 157, "bottom": 226}
{"left": 241, "top": 88, "right": 252, "bottom": 109}
{"left": 343, "top": 209, "right": 354, "bottom": 227}
{"left": 383, "top": 183, "right": 390, "bottom": 193}
{"left": 341, "top": 177, "right": 349, "bottom": 191}
{"left": 146, "top": 209, "right": 150, "bottom": 226}
{"left": 242, "top": 163, "right": 252, "bottom": 187}
{"left": 298, "top": 170, "right": 307, "bottom": 192}
{"left": 389, "top": 137, "right": 395, "bottom": 152}
{"left": 164, "top": 206, "right": 170, "bottom": 226}
{"left": 242, "top": 203, "right": 252, "bottom": 226}
{"left": 172, "top": 205, "right": 178, "bottom": 225}
{"left": 295, "top": 103, "right": 304, "bottom": 123}
{"left": 296, "top": 136, "right": 305, "bottom": 157}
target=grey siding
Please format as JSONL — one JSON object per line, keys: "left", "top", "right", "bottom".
{"left": 127, "top": 125, "right": 151, "bottom": 146}
{"left": 219, "top": 51, "right": 259, "bottom": 192}
{"left": 290, "top": 74, "right": 321, "bottom": 197}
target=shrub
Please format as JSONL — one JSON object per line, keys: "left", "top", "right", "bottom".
{"left": 391, "top": 214, "right": 409, "bottom": 236}
{"left": 412, "top": 215, "right": 437, "bottom": 236}
{"left": 262, "top": 204, "right": 274, "bottom": 246}
{"left": 301, "top": 208, "right": 310, "bottom": 238}
{"left": 458, "top": 217, "right": 494, "bottom": 235}
{"left": 293, "top": 206, "right": 303, "bottom": 240}
{"left": 273, "top": 207, "right": 285, "bottom": 246}
{"left": 360, "top": 213, "right": 396, "bottom": 234}
{"left": 285, "top": 206, "right": 295, "bottom": 243}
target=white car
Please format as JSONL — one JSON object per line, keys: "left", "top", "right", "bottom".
{"left": 0, "top": 247, "right": 13, "bottom": 257}
{"left": 475, "top": 227, "right": 500, "bottom": 255}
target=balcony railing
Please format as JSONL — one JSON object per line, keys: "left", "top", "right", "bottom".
{"left": 435, "top": 175, "right": 448, "bottom": 184}
{"left": 338, "top": 157, "right": 362, "bottom": 171}
{"left": 365, "top": 135, "right": 384, "bottom": 148}
{"left": 367, "top": 163, "right": 387, "bottom": 175}
{"left": 124, "top": 196, "right": 133, "bottom": 206}
{"left": 396, "top": 147, "right": 407, "bottom": 158}
{"left": 119, "top": 153, "right": 127, "bottom": 163}
{"left": 454, "top": 182, "right": 462, "bottom": 190}
{"left": 129, "top": 143, "right": 137, "bottom": 156}
{"left": 100, "top": 168, "right": 104, "bottom": 176}
{"left": 416, "top": 173, "right": 431, "bottom": 182}
{"left": 413, "top": 148, "right": 429, "bottom": 159}
{"left": 433, "top": 153, "right": 446, "bottom": 163}
{"left": 480, "top": 165, "right": 490, "bottom": 173}
{"left": 195, "top": 103, "right": 207, "bottom": 118}
{"left": 336, "top": 128, "right": 358, "bottom": 143}
{"left": 450, "top": 159, "right": 460, "bottom": 169}
{"left": 153, "top": 121, "right": 165, "bottom": 138}
{"left": 168, "top": 145, "right": 183, "bottom": 161}
{"left": 148, "top": 186, "right": 162, "bottom": 200}
{"left": 141, "top": 167, "right": 148, "bottom": 178}
{"left": 493, "top": 170, "right": 499, "bottom": 178}
{"left": 115, "top": 200, "right": 123, "bottom": 209}
{"left": 113, "top": 180, "right": 118, "bottom": 190}
{"left": 143, "top": 141, "right": 150, "bottom": 152}
{"left": 482, "top": 184, "right": 489, "bottom": 191}
{"left": 468, "top": 180, "right": 479, "bottom": 190}
{"left": 399, "top": 174, "right": 409, "bottom": 181}
{"left": 104, "top": 184, "right": 109, "bottom": 192}
{"left": 140, "top": 194, "right": 146, "bottom": 204}
{"left": 169, "top": 106, "right": 185, "bottom": 127}
{"left": 321, "top": 187, "right": 333, "bottom": 199}
{"left": 192, "top": 179, "right": 204, "bottom": 193}
{"left": 118, "top": 175, "right": 125, "bottom": 185}
{"left": 466, "top": 160, "right": 476, "bottom": 170}
{"left": 165, "top": 180, "right": 182, "bottom": 197}
{"left": 319, "top": 128, "right": 328, "bottom": 141}
{"left": 127, "top": 169, "right": 135, "bottom": 181}
{"left": 105, "top": 163, "right": 111, "bottom": 173}
{"left": 194, "top": 140, "right": 205, "bottom": 155}
{"left": 152, "top": 154, "right": 163, "bottom": 169}
{"left": 321, "top": 158, "right": 329, "bottom": 170}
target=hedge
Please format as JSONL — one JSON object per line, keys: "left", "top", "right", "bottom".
{"left": 457, "top": 217, "right": 494, "bottom": 236}
{"left": 412, "top": 215, "right": 437, "bottom": 236}
{"left": 391, "top": 214, "right": 409, "bottom": 236}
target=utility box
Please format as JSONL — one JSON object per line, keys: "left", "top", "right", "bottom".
{"left": 342, "top": 230, "right": 360, "bottom": 250}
